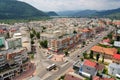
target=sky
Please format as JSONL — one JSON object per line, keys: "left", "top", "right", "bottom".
{"left": 19, "top": 0, "right": 120, "bottom": 11}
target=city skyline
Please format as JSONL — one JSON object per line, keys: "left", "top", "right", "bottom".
{"left": 19, "top": 0, "right": 120, "bottom": 11}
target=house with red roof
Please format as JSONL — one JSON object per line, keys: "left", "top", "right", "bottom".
{"left": 93, "top": 76, "right": 115, "bottom": 80}
{"left": 79, "top": 60, "right": 104, "bottom": 77}
{"left": 91, "top": 46, "right": 117, "bottom": 59}
{"left": 64, "top": 73, "right": 82, "bottom": 80}
{"left": 113, "top": 53, "right": 120, "bottom": 64}
{"left": 0, "top": 29, "right": 8, "bottom": 38}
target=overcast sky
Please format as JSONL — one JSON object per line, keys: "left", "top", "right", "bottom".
{"left": 19, "top": 0, "right": 120, "bottom": 11}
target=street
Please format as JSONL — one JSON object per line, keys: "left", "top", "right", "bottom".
{"left": 33, "top": 26, "right": 115, "bottom": 80}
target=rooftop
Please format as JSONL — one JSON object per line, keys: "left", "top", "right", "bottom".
{"left": 91, "top": 46, "right": 117, "bottom": 56}
{"left": 83, "top": 60, "right": 104, "bottom": 70}
{"left": 93, "top": 76, "right": 115, "bottom": 80}
{"left": 113, "top": 53, "right": 120, "bottom": 60}
{"left": 109, "top": 63, "right": 120, "bottom": 69}
{"left": 83, "top": 60, "right": 98, "bottom": 68}
{"left": 64, "top": 73, "right": 82, "bottom": 80}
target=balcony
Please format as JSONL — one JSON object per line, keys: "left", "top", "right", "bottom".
{"left": 22, "top": 58, "right": 29, "bottom": 64}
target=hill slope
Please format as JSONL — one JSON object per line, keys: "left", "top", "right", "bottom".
{"left": 96, "top": 8, "right": 120, "bottom": 19}
{"left": 58, "top": 8, "right": 120, "bottom": 19}
{"left": 46, "top": 11, "right": 58, "bottom": 16}
{"left": 0, "top": 0, "right": 48, "bottom": 19}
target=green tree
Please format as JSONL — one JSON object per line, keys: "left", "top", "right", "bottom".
{"left": 107, "top": 33, "right": 112, "bottom": 39}
{"left": 96, "top": 53, "right": 100, "bottom": 61}
{"left": 64, "top": 49, "right": 69, "bottom": 56}
{"left": 58, "top": 75, "right": 65, "bottom": 80}
{"left": 117, "top": 48, "right": 120, "bottom": 54}
{"left": 31, "top": 40, "right": 34, "bottom": 44}
{"left": 73, "top": 30, "right": 77, "bottom": 34}
{"left": 40, "top": 40, "right": 48, "bottom": 48}
{"left": 110, "top": 40, "right": 114, "bottom": 44}
{"left": 102, "top": 55, "right": 104, "bottom": 63}
{"left": 42, "top": 26, "right": 46, "bottom": 30}
{"left": 30, "top": 32, "right": 34, "bottom": 39}
{"left": 7, "top": 32, "right": 10, "bottom": 38}
{"left": 36, "top": 32, "right": 40, "bottom": 39}
{"left": 90, "top": 51, "right": 93, "bottom": 59}
{"left": 83, "top": 52, "right": 87, "bottom": 59}
{"left": 83, "top": 41, "right": 86, "bottom": 45}
{"left": 32, "top": 29, "right": 36, "bottom": 35}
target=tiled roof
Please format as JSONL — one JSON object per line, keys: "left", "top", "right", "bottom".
{"left": 93, "top": 76, "right": 115, "bottom": 80}
{"left": 64, "top": 74, "right": 82, "bottom": 80}
{"left": 83, "top": 60, "right": 104, "bottom": 70}
{"left": 83, "top": 60, "right": 97, "bottom": 68}
{"left": 103, "top": 38, "right": 110, "bottom": 43}
{"left": 113, "top": 22, "right": 120, "bottom": 25}
{"left": 113, "top": 53, "right": 120, "bottom": 60}
{"left": 91, "top": 46, "right": 117, "bottom": 56}
{"left": 82, "top": 28, "right": 91, "bottom": 32}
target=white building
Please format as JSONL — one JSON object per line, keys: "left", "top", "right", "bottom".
{"left": 108, "top": 63, "right": 120, "bottom": 76}
{"left": 5, "top": 38, "right": 22, "bottom": 50}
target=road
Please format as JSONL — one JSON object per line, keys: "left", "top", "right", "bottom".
{"left": 43, "top": 26, "right": 115, "bottom": 80}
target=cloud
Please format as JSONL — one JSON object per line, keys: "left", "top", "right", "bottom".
{"left": 18, "top": 0, "right": 120, "bottom": 11}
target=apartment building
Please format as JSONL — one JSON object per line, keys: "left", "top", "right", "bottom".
{"left": 0, "top": 55, "right": 6, "bottom": 68}
{"left": 5, "top": 38, "right": 22, "bottom": 50}
{"left": 7, "top": 48, "right": 28, "bottom": 65}
{"left": 91, "top": 46, "right": 117, "bottom": 59}
{"left": 0, "top": 47, "right": 30, "bottom": 80}
{"left": 0, "top": 29, "right": 8, "bottom": 38}
{"left": 108, "top": 63, "right": 120, "bottom": 76}
{"left": 48, "top": 33, "right": 81, "bottom": 52}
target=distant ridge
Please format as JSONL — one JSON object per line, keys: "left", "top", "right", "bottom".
{"left": 0, "top": 0, "right": 48, "bottom": 19}
{"left": 57, "top": 8, "right": 120, "bottom": 19}
{"left": 46, "top": 11, "right": 59, "bottom": 16}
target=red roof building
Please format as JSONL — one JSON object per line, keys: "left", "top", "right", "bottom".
{"left": 64, "top": 74, "right": 82, "bottom": 80}
{"left": 84, "top": 60, "right": 97, "bottom": 68}
{"left": 93, "top": 76, "right": 115, "bottom": 80}
{"left": 113, "top": 53, "right": 120, "bottom": 63}
{"left": 113, "top": 54, "right": 120, "bottom": 60}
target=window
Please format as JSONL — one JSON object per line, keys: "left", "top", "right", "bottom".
{"left": 87, "top": 67, "right": 91, "bottom": 70}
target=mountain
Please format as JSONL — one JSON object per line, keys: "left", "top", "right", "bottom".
{"left": 0, "top": 0, "right": 48, "bottom": 19}
{"left": 58, "top": 11, "right": 78, "bottom": 16}
{"left": 46, "top": 11, "right": 58, "bottom": 16}
{"left": 96, "top": 8, "right": 120, "bottom": 19}
{"left": 58, "top": 8, "right": 120, "bottom": 19}
{"left": 74, "top": 10, "right": 97, "bottom": 17}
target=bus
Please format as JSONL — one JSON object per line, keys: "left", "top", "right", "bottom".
{"left": 46, "top": 64, "right": 56, "bottom": 71}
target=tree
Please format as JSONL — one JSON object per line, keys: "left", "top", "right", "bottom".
{"left": 40, "top": 40, "right": 48, "bottom": 48}
{"left": 102, "top": 55, "right": 104, "bottom": 63}
{"left": 64, "top": 49, "right": 69, "bottom": 56}
{"left": 90, "top": 51, "right": 93, "bottom": 59}
{"left": 117, "top": 48, "right": 120, "bottom": 54}
{"left": 110, "top": 40, "right": 114, "bottom": 44}
{"left": 107, "top": 33, "right": 112, "bottom": 39}
{"left": 80, "top": 58, "right": 84, "bottom": 61}
{"left": 7, "top": 32, "right": 10, "bottom": 38}
{"left": 73, "top": 30, "right": 77, "bottom": 34}
{"left": 42, "top": 26, "right": 46, "bottom": 30}
{"left": 31, "top": 40, "right": 34, "bottom": 44}
{"left": 83, "top": 41, "right": 86, "bottom": 45}
{"left": 32, "top": 29, "right": 36, "bottom": 35}
{"left": 83, "top": 52, "right": 87, "bottom": 59}
{"left": 96, "top": 53, "right": 100, "bottom": 61}
{"left": 36, "top": 32, "right": 40, "bottom": 39}
{"left": 30, "top": 32, "right": 34, "bottom": 39}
